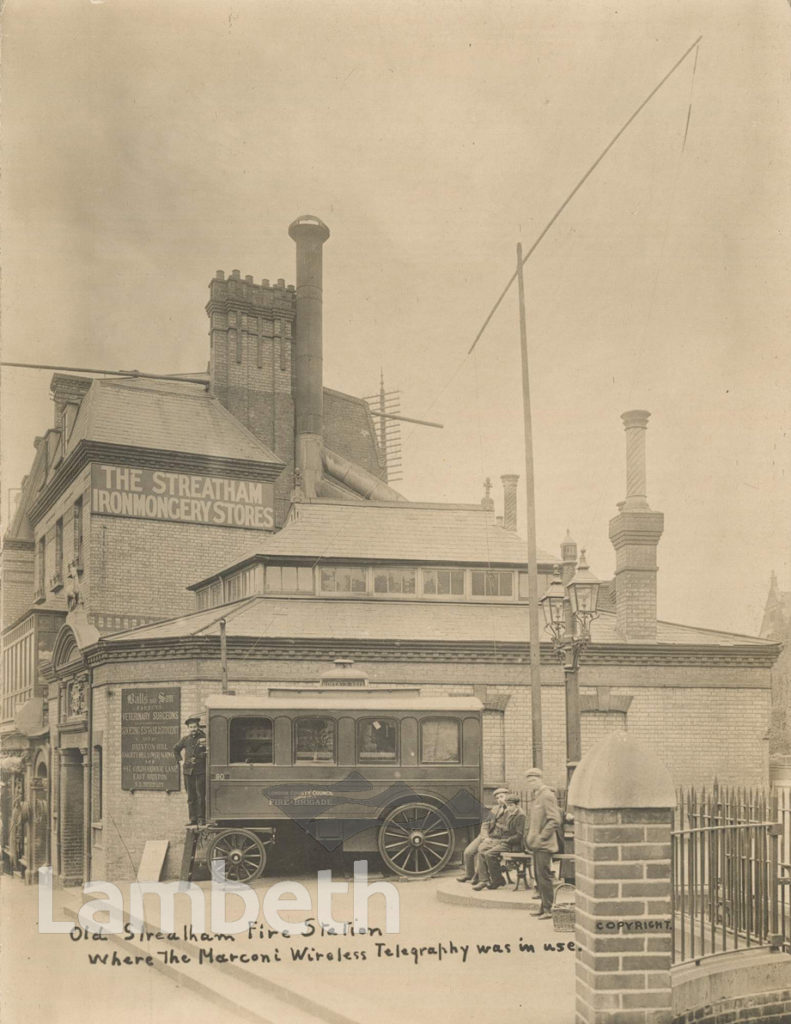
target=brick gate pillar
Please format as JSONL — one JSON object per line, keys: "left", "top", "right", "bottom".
{"left": 568, "top": 731, "right": 676, "bottom": 1024}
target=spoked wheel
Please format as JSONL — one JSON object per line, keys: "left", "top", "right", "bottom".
{"left": 378, "top": 801, "right": 455, "bottom": 877}
{"left": 207, "top": 829, "right": 267, "bottom": 882}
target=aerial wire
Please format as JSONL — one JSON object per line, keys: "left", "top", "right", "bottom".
{"left": 468, "top": 35, "right": 703, "bottom": 356}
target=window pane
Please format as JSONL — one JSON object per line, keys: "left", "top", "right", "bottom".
{"left": 423, "top": 572, "right": 437, "bottom": 595}
{"left": 451, "top": 571, "right": 464, "bottom": 594}
{"left": 471, "top": 570, "right": 485, "bottom": 596}
{"left": 402, "top": 571, "right": 416, "bottom": 594}
{"left": 421, "top": 719, "right": 460, "bottom": 763}
{"left": 499, "top": 572, "right": 513, "bottom": 596}
{"left": 350, "top": 569, "right": 366, "bottom": 592}
{"left": 320, "top": 568, "right": 335, "bottom": 592}
{"left": 297, "top": 566, "right": 313, "bottom": 592}
{"left": 229, "top": 718, "right": 273, "bottom": 763}
{"left": 357, "top": 719, "right": 397, "bottom": 761}
{"left": 295, "top": 718, "right": 335, "bottom": 762}
{"left": 281, "top": 566, "right": 297, "bottom": 591}
{"left": 374, "top": 572, "right": 388, "bottom": 593}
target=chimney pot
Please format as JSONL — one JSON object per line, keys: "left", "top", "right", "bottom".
{"left": 621, "top": 409, "right": 651, "bottom": 511}
{"left": 215, "top": 270, "right": 225, "bottom": 280}
{"left": 245, "top": 274, "right": 253, "bottom": 284}
{"left": 231, "top": 269, "right": 241, "bottom": 279}
{"left": 501, "top": 474, "right": 519, "bottom": 532}
{"left": 277, "top": 278, "right": 285, "bottom": 289}
{"left": 262, "top": 278, "right": 270, "bottom": 288}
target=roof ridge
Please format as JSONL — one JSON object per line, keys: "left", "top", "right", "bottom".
{"left": 654, "top": 615, "right": 776, "bottom": 644}
{"left": 98, "top": 378, "right": 209, "bottom": 400}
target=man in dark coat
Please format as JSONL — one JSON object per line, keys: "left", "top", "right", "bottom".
{"left": 524, "top": 767, "right": 561, "bottom": 919}
{"left": 473, "top": 794, "right": 526, "bottom": 890}
{"left": 174, "top": 714, "right": 207, "bottom": 825}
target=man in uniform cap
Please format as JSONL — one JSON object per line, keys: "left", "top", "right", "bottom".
{"left": 174, "top": 714, "right": 207, "bottom": 825}
{"left": 457, "top": 786, "right": 509, "bottom": 883}
{"left": 524, "top": 767, "right": 561, "bottom": 919}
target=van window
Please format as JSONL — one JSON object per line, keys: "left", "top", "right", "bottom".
{"left": 229, "top": 718, "right": 274, "bottom": 763}
{"left": 295, "top": 717, "right": 336, "bottom": 762}
{"left": 420, "top": 718, "right": 460, "bottom": 763}
{"left": 357, "top": 718, "right": 398, "bottom": 761}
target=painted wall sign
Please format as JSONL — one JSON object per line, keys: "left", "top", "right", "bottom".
{"left": 91, "top": 464, "right": 274, "bottom": 530}
{"left": 121, "top": 687, "right": 181, "bottom": 791}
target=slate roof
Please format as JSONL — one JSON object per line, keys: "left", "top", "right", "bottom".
{"left": 191, "top": 500, "right": 557, "bottom": 583}
{"left": 105, "top": 596, "right": 777, "bottom": 648}
{"left": 68, "top": 377, "right": 283, "bottom": 465}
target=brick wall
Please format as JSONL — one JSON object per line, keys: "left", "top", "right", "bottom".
{"left": 1, "top": 544, "right": 35, "bottom": 627}
{"left": 482, "top": 709, "right": 505, "bottom": 783}
{"left": 87, "top": 651, "right": 772, "bottom": 880}
{"left": 88, "top": 515, "right": 265, "bottom": 620}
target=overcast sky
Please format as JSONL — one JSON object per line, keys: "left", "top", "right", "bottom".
{"left": 2, "top": 0, "right": 789, "bottom": 636}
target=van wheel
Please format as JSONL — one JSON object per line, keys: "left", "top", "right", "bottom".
{"left": 378, "top": 802, "right": 454, "bottom": 877}
{"left": 207, "top": 829, "right": 267, "bottom": 882}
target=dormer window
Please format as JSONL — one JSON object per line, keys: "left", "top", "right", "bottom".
{"left": 373, "top": 568, "right": 416, "bottom": 595}
{"left": 422, "top": 568, "right": 464, "bottom": 597}
{"left": 265, "top": 565, "right": 313, "bottom": 594}
{"left": 320, "top": 566, "right": 366, "bottom": 594}
{"left": 470, "top": 570, "right": 513, "bottom": 598}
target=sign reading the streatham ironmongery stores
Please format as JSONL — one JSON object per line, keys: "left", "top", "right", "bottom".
{"left": 91, "top": 463, "right": 275, "bottom": 530}
{"left": 121, "top": 688, "right": 181, "bottom": 791}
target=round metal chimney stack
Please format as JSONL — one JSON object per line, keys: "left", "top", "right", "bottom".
{"left": 289, "top": 215, "right": 330, "bottom": 499}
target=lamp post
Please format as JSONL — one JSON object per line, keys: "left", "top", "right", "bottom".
{"left": 539, "top": 551, "right": 601, "bottom": 786}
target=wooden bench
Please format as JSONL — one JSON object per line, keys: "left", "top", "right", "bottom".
{"left": 500, "top": 851, "right": 575, "bottom": 892}
{"left": 500, "top": 852, "right": 533, "bottom": 890}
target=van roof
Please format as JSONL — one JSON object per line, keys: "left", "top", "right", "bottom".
{"left": 204, "top": 694, "right": 483, "bottom": 713}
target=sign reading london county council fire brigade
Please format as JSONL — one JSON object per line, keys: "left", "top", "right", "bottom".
{"left": 121, "top": 687, "right": 181, "bottom": 792}
{"left": 91, "top": 463, "right": 274, "bottom": 530}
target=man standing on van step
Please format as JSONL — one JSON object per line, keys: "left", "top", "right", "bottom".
{"left": 174, "top": 714, "right": 207, "bottom": 825}
{"left": 524, "top": 767, "right": 561, "bottom": 920}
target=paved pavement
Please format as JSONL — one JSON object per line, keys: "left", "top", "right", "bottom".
{"left": 2, "top": 867, "right": 577, "bottom": 1024}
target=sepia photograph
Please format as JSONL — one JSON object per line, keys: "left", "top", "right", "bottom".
{"left": 1, "top": 2, "right": 790, "bottom": 1022}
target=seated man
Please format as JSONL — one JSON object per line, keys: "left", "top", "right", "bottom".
{"left": 457, "top": 786, "right": 509, "bottom": 883}
{"left": 473, "top": 794, "right": 526, "bottom": 891}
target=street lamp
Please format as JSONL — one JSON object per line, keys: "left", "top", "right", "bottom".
{"left": 539, "top": 551, "right": 601, "bottom": 785}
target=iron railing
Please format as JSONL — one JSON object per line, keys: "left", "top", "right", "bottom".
{"left": 672, "top": 785, "right": 789, "bottom": 964}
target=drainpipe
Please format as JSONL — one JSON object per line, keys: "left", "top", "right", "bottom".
{"left": 83, "top": 671, "right": 93, "bottom": 883}
{"left": 220, "top": 619, "right": 228, "bottom": 694}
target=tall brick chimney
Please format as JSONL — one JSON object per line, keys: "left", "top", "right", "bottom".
{"left": 501, "top": 474, "right": 519, "bottom": 532}
{"left": 608, "top": 410, "right": 664, "bottom": 640}
{"left": 289, "top": 214, "right": 330, "bottom": 499}
{"left": 206, "top": 266, "right": 296, "bottom": 523}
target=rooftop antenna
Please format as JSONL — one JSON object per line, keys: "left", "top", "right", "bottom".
{"left": 362, "top": 372, "right": 405, "bottom": 484}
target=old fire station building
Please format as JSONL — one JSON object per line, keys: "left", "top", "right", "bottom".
{"left": 1, "top": 216, "right": 779, "bottom": 883}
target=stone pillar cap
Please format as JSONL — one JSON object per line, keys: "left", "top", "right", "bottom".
{"left": 568, "top": 731, "right": 675, "bottom": 809}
